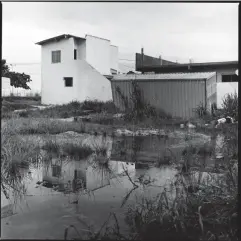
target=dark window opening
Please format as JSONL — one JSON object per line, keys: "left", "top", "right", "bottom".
{"left": 52, "top": 165, "right": 61, "bottom": 177}
{"left": 52, "top": 50, "right": 61, "bottom": 63}
{"left": 222, "top": 74, "right": 239, "bottom": 82}
{"left": 64, "top": 77, "right": 73, "bottom": 87}
{"left": 74, "top": 49, "right": 77, "bottom": 60}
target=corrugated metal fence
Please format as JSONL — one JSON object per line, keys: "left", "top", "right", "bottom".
{"left": 111, "top": 78, "right": 206, "bottom": 119}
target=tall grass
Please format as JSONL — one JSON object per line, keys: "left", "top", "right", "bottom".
{"left": 1, "top": 120, "right": 42, "bottom": 204}
{"left": 8, "top": 117, "right": 87, "bottom": 135}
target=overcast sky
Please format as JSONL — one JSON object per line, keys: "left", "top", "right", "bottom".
{"left": 2, "top": 2, "right": 238, "bottom": 92}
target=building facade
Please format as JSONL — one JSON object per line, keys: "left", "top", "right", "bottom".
{"left": 36, "top": 34, "right": 118, "bottom": 105}
{"left": 112, "top": 51, "right": 238, "bottom": 119}
{"left": 111, "top": 72, "right": 220, "bottom": 119}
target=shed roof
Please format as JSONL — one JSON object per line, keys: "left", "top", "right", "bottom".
{"left": 112, "top": 72, "right": 216, "bottom": 81}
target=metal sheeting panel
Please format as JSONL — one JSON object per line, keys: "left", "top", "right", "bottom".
{"left": 111, "top": 79, "right": 206, "bottom": 119}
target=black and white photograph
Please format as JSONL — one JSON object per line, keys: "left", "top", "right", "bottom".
{"left": 1, "top": 2, "right": 238, "bottom": 240}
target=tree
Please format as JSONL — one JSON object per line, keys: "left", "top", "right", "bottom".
{"left": 1, "top": 59, "right": 32, "bottom": 89}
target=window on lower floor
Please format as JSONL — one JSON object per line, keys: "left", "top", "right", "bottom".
{"left": 222, "top": 74, "right": 239, "bottom": 82}
{"left": 64, "top": 77, "right": 73, "bottom": 87}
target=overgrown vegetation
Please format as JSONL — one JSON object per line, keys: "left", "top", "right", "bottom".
{"left": 1, "top": 86, "right": 238, "bottom": 240}
{"left": 221, "top": 92, "right": 238, "bottom": 119}
{"left": 1, "top": 121, "right": 42, "bottom": 203}
{"left": 116, "top": 81, "right": 172, "bottom": 124}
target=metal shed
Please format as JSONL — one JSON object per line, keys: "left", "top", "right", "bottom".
{"left": 110, "top": 72, "right": 216, "bottom": 119}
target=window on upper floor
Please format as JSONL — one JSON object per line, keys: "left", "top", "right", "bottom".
{"left": 64, "top": 77, "right": 73, "bottom": 87}
{"left": 222, "top": 74, "right": 239, "bottom": 82}
{"left": 74, "top": 49, "right": 77, "bottom": 60}
{"left": 52, "top": 50, "right": 61, "bottom": 63}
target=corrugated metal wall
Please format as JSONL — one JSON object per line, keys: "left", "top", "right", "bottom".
{"left": 111, "top": 79, "right": 206, "bottom": 119}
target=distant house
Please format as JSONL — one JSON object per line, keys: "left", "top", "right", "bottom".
{"left": 36, "top": 34, "right": 118, "bottom": 105}
{"left": 110, "top": 51, "right": 238, "bottom": 119}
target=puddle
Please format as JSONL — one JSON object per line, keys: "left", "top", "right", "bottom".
{"left": 1, "top": 130, "right": 227, "bottom": 239}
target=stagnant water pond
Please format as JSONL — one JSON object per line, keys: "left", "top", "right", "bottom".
{"left": 1, "top": 130, "right": 225, "bottom": 239}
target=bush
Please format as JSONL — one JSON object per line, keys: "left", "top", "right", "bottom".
{"left": 82, "top": 99, "right": 117, "bottom": 114}
{"left": 221, "top": 92, "right": 238, "bottom": 119}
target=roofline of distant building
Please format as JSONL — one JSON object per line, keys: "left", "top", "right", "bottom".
{"left": 85, "top": 34, "right": 110, "bottom": 42}
{"left": 36, "top": 33, "right": 112, "bottom": 45}
{"left": 35, "top": 34, "right": 85, "bottom": 45}
{"left": 136, "top": 60, "right": 238, "bottom": 73}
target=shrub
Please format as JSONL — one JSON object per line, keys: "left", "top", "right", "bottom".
{"left": 221, "top": 92, "right": 238, "bottom": 119}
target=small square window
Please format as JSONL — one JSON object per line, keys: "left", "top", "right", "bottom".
{"left": 74, "top": 49, "right": 77, "bottom": 60}
{"left": 64, "top": 77, "right": 73, "bottom": 87}
{"left": 52, "top": 50, "right": 61, "bottom": 63}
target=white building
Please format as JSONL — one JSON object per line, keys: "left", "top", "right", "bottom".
{"left": 36, "top": 34, "right": 118, "bottom": 105}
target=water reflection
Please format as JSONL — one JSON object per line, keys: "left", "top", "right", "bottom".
{"left": 1, "top": 132, "right": 227, "bottom": 210}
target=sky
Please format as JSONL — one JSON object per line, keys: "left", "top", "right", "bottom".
{"left": 2, "top": 2, "right": 238, "bottom": 92}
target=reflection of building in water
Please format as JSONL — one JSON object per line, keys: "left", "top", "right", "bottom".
{"left": 42, "top": 157, "right": 87, "bottom": 192}
{"left": 111, "top": 136, "right": 176, "bottom": 163}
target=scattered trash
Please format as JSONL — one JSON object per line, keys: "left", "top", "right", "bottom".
{"left": 180, "top": 124, "right": 185, "bottom": 128}
{"left": 186, "top": 122, "right": 196, "bottom": 128}
{"left": 215, "top": 116, "right": 234, "bottom": 128}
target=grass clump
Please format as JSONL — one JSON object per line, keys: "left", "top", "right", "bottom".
{"left": 15, "top": 118, "right": 86, "bottom": 135}
{"left": 42, "top": 139, "right": 60, "bottom": 153}
{"left": 62, "top": 143, "right": 93, "bottom": 159}
{"left": 221, "top": 92, "right": 238, "bottom": 119}
{"left": 82, "top": 99, "right": 117, "bottom": 114}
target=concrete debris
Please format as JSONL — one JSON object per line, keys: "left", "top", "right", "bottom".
{"left": 116, "top": 129, "right": 134, "bottom": 136}
{"left": 113, "top": 113, "right": 125, "bottom": 118}
{"left": 115, "top": 128, "right": 167, "bottom": 137}
{"left": 31, "top": 105, "right": 53, "bottom": 110}
{"left": 56, "top": 131, "right": 85, "bottom": 138}
{"left": 180, "top": 124, "right": 185, "bottom": 128}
